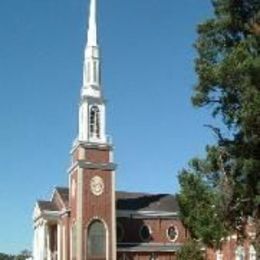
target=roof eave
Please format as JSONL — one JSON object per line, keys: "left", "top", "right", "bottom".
{"left": 116, "top": 210, "right": 179, "bottom": 219}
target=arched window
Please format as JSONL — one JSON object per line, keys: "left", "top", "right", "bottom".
{"left": 87, "top": 220, "right": 106, "bottom": 259}
{"left": 90, "top": 106, "right": 100, "bottom": 138}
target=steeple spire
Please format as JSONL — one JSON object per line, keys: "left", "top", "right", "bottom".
{"left": 87, "top": 0, "right": 97, "bottom": 47}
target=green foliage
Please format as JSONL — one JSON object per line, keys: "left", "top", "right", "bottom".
{"left": 178, "top": 159, "right": 228, "bottom": 248}
{"left": 0, "top": 253, "right": 14, "bottom": 260}
{"left": 16, "top": 250, "right": 31, "bottom": 260}
{"left": 192, "top": 0, "right": 260, "bottom": 229}
{"left": 0, "top": 250, "right": 31, "bottom": 260}
{"left": 176, "top": 240, "right": 204, "bottom": 260}
{"left": 178, "top": 0, "right": 260, "bottom": 255}
{"left": 197, "top": 0, "right": 259, "bottom": 220}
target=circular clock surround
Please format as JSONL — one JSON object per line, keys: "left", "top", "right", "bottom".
{"left": 90, "top": 176, "right": 104, "bottom": 196}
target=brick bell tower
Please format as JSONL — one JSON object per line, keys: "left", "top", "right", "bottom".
{"left": 69, "top": 0, "right": 116, "bottom": 259}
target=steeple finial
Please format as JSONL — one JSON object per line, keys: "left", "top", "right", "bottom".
{"left": 87, "top": 0, "right": 97, "bottom": 47}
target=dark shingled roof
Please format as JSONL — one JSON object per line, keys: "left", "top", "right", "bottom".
{"left": 37, "top": 187, "right": 69, "bottom": 212}
{"left": 116, "top": 191, "right": 179, "bottom": 212}
{"left": 37, "top": 188, "right": 178, "bottom": 213}
{"left": 55, "top": 187, "right": 69, "bottom": 207}
{"left": 37, "top": 200, "right": 59, "bottom": 211}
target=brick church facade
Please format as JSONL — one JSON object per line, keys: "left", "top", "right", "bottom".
{"left": 32, "top": 1, "right": 257, "bottom": 259}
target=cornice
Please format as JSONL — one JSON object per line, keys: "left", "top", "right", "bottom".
{"left": 68, "top": 160, "right": 116, "bottom": 173}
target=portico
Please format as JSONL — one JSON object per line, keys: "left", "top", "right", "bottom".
{"left": 33, "top": 202, "right": 64, "bottom": 260}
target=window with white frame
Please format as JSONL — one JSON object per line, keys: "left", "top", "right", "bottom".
{"left": 166, "top": 225, "right": 178, "bottom": 242}
{"left": 216, "top": 249, "right": 223, "bottom": 260}
{"left": 139, "top": 224, "right": 152, "bottom": 242}
{"left": 235, "top": 246, "right": 245, "bottom": 260}
{"left": 249, "top": 245, "right": 256, "bottom": 260}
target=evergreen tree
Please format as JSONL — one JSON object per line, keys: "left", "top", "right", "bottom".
{"left": 176, "top": 239, "right": 204, "bottom": 260}
{"left": 178, "top": 0, "right": 259, "bottom": 256}
{"left": 178, "top": 158, "right": 228, "bottom": 248}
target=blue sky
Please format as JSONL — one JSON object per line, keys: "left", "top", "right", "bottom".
{"left": 0, "top": 0, "right": 216, "bottom": 254}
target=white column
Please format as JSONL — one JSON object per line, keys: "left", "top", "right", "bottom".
{"left": 79, "top": 101, "right": 89, "bottom": 142}
{"left": 45, "top": 223, "right": 51, "bottom": 260}
{"left": 57, "top": 224, "right": 61, "bottom": 260}
{"left": 34, "top": 220, "right": 47, "bottom": 260}
{"left": 40, "top": 222, "right": 45, "bottom": 260}
{"left": 62, "top": 225, "right": 66, "bottom": 260}
{"left": 33, "top": 224, "right": 39, "bottom": 260}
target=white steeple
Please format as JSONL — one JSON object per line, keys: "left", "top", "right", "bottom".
{"left": 78, "top": 0, "right": 106, "bottom": 144}
{"left": 87, "top": 0, "right": 97, "bottom": 47}
{"left": 82, "top": 0, "right": 101, "bottom": 98}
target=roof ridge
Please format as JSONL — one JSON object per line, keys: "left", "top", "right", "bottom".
{"left": 37, "top": 199, "right": 51, "bottom": 203}
{"left": 55, "top": 186, "right": 69, "bottom": 190}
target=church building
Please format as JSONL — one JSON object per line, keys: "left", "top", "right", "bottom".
{"left": 32, "top": 1, "right": 256, "bottom": 260}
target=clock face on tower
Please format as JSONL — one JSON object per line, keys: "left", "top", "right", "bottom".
{"left": 90, "top": 176, "right": 104, "bottom": 196}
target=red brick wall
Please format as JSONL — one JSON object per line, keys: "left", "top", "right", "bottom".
{"left": 117, "top": 217, "right": 188, "bottom": 244}
{"left": 69, "top": 144, "right": 115, "bottom": 260}
{"left": 85, "top": 148, "right": 110, "bottom": 163}
{"left": 71, "top": 145, "right": 110, "bottom": 163}
{"left": 81, "top": 168, "right": 114, "bottom": 259}
{"left": 117, "top": 252, "right": 177, "bottom": 260}
{"left": 60, "top": 214, "right": 70, "bottom": 260}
